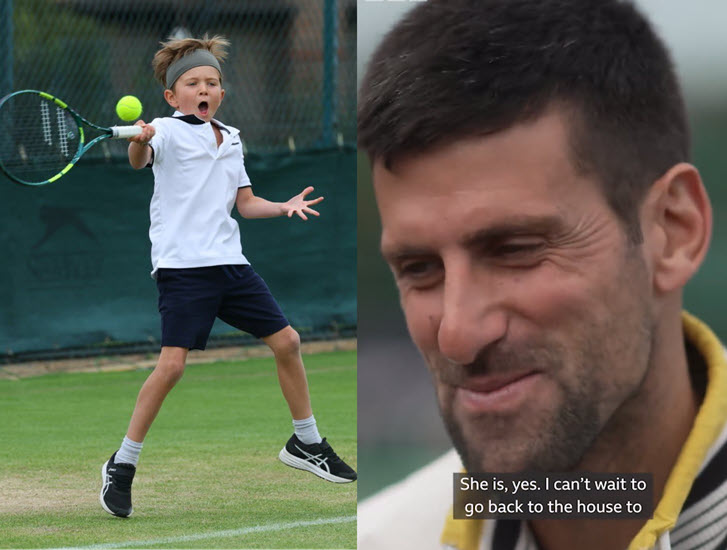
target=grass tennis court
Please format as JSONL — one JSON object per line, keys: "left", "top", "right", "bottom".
{"left": 0, "top": 350, "right": 356, "bottom": 549}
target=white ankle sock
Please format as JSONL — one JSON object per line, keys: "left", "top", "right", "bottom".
{"left": 293, "top": 415, "right": 322, "bottom": 445}
{"left": 115, "top": 436, "right": 143, "bottom": 467}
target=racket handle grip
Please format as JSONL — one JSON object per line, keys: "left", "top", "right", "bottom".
{"left": 111, "top": 126, "right": 143, "bottom": 139}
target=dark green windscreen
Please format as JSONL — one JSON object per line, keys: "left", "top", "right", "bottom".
{"left": 0, "top": 150, "right": 355, "bottom": 357}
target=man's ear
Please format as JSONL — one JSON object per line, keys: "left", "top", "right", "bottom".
{"left": 164, "top": 88, "right": 178, "bottom": 109}
{"left": 641, "top": 163, "right": 712, "bottom": 294}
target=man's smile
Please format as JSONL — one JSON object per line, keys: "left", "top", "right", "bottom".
{"left": 453, "top": 370, "right": 543, "bottom": 413}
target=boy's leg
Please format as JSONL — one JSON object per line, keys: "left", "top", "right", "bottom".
{"left": 265, "top": 326, "right": 357, "bottom": 483}
{"left": 216, "top": 265, "right": 356, "bottom": 482}
{"left": 126, "top": 346, "right": 189, "bottom": 442}
{"left": 218, "top": 267, "right": 313, "bottom": 421}
{"left": 263, "top": 326, "right": 313, "bottom": 421}
{"left": 100, "top": 346, "right": 188, "bottom": 518}
{"left": 102, "top": 267, "right": 222, "bottom": 517}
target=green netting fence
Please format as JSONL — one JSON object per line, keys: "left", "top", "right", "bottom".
{"left": 0, "top": 0, "right": 356, "bottom": 361}
{"left": 2, "top": 0, "right": 356, "bottom": 155}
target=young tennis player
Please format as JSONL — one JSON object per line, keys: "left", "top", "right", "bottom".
{"left": 99, "top": 35, "right": 356, "bottom": 519}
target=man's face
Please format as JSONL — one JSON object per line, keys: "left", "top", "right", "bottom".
{"left": 374, "top": 111, "right": 656, "bottom": 473}
{"left": 166, "top": 65, "right": 225, "bottom": 122}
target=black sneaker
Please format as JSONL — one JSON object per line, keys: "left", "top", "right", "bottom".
{"left": 278, "top": 434, "right": 357, "bottom": 483}
{"left": 100, "top": 452, "right": 135, "bottom": 517}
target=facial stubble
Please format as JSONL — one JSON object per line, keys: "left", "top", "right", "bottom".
{"left": 431, "top": 256, "right": 654, "bottom": 473}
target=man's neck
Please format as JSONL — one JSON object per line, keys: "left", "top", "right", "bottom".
{"left": 529, "top": 314, "right": 699, "bottom": 550}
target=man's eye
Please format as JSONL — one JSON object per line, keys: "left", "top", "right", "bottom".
{"left": 494, "top": 242, "right": 544, "bottom": 256}
{"left": 490, "top": 242, "right": 547, "bottom": 268}
{"left": 396, "top": 259, "right": 442, "bottom": 281}
{"left": 401, "top": 262, "right": 430, "bottom": 275}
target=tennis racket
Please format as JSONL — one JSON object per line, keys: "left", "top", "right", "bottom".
{"left": 0, "top": 89, "right": 142, "bottom": 186}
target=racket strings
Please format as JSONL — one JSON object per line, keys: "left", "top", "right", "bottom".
{"left": 0, "top": 93, "right": 81, "bottom": 184}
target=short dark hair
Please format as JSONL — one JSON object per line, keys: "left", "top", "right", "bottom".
{"left": 358, "top": 0, "right": 690, "bottom": 242}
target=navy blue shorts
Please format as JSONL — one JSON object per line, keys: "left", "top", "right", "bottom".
{"left": 156, "top": 265, "right": 289, "bottom": 350}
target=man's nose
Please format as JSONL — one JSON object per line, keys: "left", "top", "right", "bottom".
{"left": 437, "top": 262, "right": 507, "bottom": 365}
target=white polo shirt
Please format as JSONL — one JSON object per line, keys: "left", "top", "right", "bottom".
{"left": 147, "top": 111, "right": 252, "bottom": 277}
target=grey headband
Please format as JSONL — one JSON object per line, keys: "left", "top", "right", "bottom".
{"left": 166, "top": 50, "right": 222, "bottom": 89}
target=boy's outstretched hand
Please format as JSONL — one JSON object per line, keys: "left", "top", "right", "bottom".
{"left": 282, "top": 186, "right": 324, "bottom": 221}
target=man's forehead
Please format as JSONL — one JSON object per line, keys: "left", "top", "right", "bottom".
{"left": 374, "top": 106, "right": 576, "bottom": 171}
{"left": 372, "top": 110, "right": 608, "bottom": 209}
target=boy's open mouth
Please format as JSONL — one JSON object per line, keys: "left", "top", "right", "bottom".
{"left": 198, "top": 101, "right": 209, "bottom": 116}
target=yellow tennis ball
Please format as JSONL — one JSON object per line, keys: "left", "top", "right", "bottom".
{"left": 115, "top": 95, "right": 142, "bottom": 121}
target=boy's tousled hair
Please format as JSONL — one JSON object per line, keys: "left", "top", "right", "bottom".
{"left": 152, "top": 34, "right": 230, "bottom": 89}
{"left": 358, "top": 0, "right": 690, "bottom": 243}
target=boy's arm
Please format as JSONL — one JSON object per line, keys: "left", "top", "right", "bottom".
{"left": 127, "top": 120, "right": 155, "bottom": 170}
{"left": 236, "top": 186, "right": 324, "bottom": 220}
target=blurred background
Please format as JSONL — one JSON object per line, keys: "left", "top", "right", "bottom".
{"left": 358, "top": 0, "right": 727, "bottom": 500}
{"left": 0, "top": 0, "right": 356, "bottom": 360}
